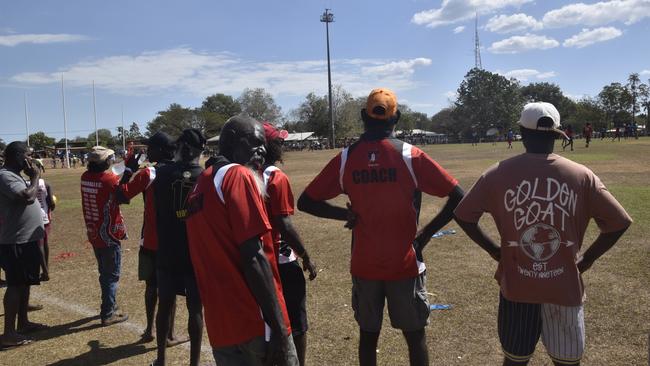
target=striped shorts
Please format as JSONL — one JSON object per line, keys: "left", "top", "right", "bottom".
{"left": 498, "top": 293, "right": 585, "bottom": 365}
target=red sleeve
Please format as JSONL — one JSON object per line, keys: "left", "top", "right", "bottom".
{"left": 222, "top": 166, "right": 272, "bottom": 245}
{"left": 267, "top": 170, "right": 295, "bottom": 217}
{"left": 120, "top": 168, "right": 152, "bottom": 200}
{"left": 412, "top": 147, "right": 458, "bottom": 197}
{"left": 304, "top": 153, "right": 344, "bottom": 200}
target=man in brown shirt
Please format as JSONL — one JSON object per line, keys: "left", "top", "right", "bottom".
{"left": 454, "top": 102, "right": 632, "bottom": 366}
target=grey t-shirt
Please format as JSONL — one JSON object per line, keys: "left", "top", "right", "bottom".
{"left": 0, "top": 168, "right": 45, "bottom": 244}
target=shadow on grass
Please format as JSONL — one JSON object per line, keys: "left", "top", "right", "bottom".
{"left": 46, "top": 339, "right": 153, "bottom": 366}
{"left": 30, "top": 315, "right": 103, "bottom": 342}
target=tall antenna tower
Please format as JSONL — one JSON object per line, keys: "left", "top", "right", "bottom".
{"left": 474, "top": 12, "right": 482, "bottom": 69}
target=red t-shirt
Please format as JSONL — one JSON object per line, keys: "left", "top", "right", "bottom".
{"left": 304, "top": 138, "right": 458, "bottom": 280}
{"left": 120, "top": 166, "right": 158, "bottom": 251}
{"left": 81, "top": 171, "right": 127, "bottom": 248}
{"left": 263, "top": 166, "right": 297, "bottom": 264}
{"left": 186, "top": 163, "right": 291, "bottom": 348}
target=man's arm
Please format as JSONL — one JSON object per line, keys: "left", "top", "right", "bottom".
{"left": 272, "top": 215, "right": 317, "bottom": 280}
{"left": 13, "top": 159, "right": 41, "bottom": 204}
{"left": 240, "top": 236, "right": 289, "bottom": 362}
{"left": 413, "top": 185, "right": 465, "bottom": 256}
{"left": 297, "top": 192, "right": 352, "bottom": 224}
{"left": 576, "top": 226, "right": 629, "bottom": 273}
{"left": 454, "top": 217, "right": 501, "bottom": 262}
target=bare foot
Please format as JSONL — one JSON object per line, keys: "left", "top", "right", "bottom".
{"left": 166, "top": 336, "right": 190, "bottom": 347}
{"left": 17, "top": 321, "right": 49, "bottom": 333}
{"left": 0, "top": 333, "right": 33, "bottom": 349}
{"left": 27, "top": 304, "right": 44, "bottom": 312}
{"left": 140, "top": 331, "right": 155, "bottom": 343}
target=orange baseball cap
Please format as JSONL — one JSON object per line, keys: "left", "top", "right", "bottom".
{"left": 366, "top": 88, "right": 398, "bottom": 120}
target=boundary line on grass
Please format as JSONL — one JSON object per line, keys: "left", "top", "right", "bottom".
{"left": 31, "top": 287, "right": 213, "bottom": 357}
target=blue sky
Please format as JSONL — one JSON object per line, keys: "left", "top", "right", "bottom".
{"left": 1, "top": 0, "right": 649, "bottom": 142}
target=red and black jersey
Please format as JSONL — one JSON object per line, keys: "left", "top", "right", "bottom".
{"left": 304, "top": 136, "right": 458, "bottom": 281}
{"left": 81, "top": 171, "right": 127, "bottom": 248}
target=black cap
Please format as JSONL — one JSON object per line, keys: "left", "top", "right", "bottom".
{"left": 177, "top": 128, "right": 206, "bottom": 150}
{"left": 144, "top": 132, "right": 175, "bottom": 150}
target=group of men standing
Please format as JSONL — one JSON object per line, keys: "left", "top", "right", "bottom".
{"left": 1, "top": 87, "right": 632, "bottom": 366}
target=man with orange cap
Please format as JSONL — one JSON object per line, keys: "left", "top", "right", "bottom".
{"left": 298, "top": 88, "right": 464, "bottom": 366}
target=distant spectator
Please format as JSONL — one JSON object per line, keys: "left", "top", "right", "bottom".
{"left": 583, "top": 123, "right": 593, "bottom": 148}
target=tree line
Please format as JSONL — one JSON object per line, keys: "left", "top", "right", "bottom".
{"left": 17, "top": 68, "right": 650, "bottom": 151}
{"left": 441, "top": 69, "right": 649, "bottom": 140}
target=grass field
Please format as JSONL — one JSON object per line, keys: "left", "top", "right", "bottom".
{"left": 1, "top": 137, "right": 649, "bottom": 365}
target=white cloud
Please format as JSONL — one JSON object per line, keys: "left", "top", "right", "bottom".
{"left": 485, "top": 13, "right": 543, "bottom": 33}
{"left": 500, "top": 69, "right": 556, "bottom": 81}
{"left": 0, "top": 33, "right": 90, "bottom": 47}
{"left": 444, "top": 91, "right": 457, "bottom": 99}
{"left": 453, "top": 26, "right": 466, "bottom": 34}
{"left": 489, "top": 34, "right": 559, "bottom": 54}
{"left": 361, "top": 58, "right": 431, "bottom": 75}
{"left": 543, "top": 0, "right": 650, "bottom": 28}
{"left": 641, "top": 70, "right": 650, "bottom": 75}
{"left": 412, "top": 0, "right": 533, "bottom": 28}
{"left": 10, "top": 48, "right": 433, "bottom": 98}
{"left": 563, "top": 27, "right": 623, "bottom": 48}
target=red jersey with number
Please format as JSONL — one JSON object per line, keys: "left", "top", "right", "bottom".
{"left": 304, "top": 137, "right": 458, "bottom": 280}
{"left": 263, "top": 166, "right": 298, "bottom": 264}
{"left": 186, "top": 162, "right": 291, "bottom": 347}
{"left": 81, "top": 171, "right": 127, "bottom": 248}
{"left": 120, "top": 166, "right": 158, "bottom": 250}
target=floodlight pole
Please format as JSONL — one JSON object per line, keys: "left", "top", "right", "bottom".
{"left": 24, "top": 92, "right": 30, "bottom": 146}
{"left": 321, "top": 9, "right": 335, "bottom": 148}
{"left": 93, "top": 80, "right": 99, "bottom": 146}
{"left": 61, "top": 75, "right": 70, "bottom": 169}
{"left": 121, "top": 105, "right": 126, "bottom": 151}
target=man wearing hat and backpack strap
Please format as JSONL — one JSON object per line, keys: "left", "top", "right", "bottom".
{"left": 298, "top": 88, "right": 464, "bottom": 366}
{"left": 454, "top": 102, "right": 632, "bottom": 365}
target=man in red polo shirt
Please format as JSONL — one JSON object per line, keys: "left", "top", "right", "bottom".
{"left": 186, "top": 115, "right": 298, "bottom": 366}
{"left": 298, "top": 88, "right": 464, "bottom": 366}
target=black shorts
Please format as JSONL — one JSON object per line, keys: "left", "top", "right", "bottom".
{"left": 157, "top": 268, "right": 201, "bottom": 309}
{"left": 279, "top": 261, "right": 308, "bottom": 336}
{"left": 0, "top": 242, "right": 42, "bottom": 287}
{"left": 138, "top": 247, "right": 157, "bottom": 284}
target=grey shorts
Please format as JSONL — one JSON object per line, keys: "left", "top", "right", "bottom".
{"left": 212, "top": 335, "right": 299, "bottom": 366}
{"left": 351, "top": 272, "right": 430, "bottom": 332}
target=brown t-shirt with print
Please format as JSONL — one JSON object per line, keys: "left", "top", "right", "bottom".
{"left": 454, "top": 153, "right": 632, "bottom": 306}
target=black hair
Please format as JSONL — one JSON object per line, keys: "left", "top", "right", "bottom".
{"left": 361, "top": 109, "right": 400, "bottom": 139}
{"left": 520, "top": 126, "right": 557, "bottom": 141}
{"left": 265, "top": 138, "right": 284, "bottom": 165}
{"left": 4, "top": 141, "right": 29, "bottom": 162}
{"left": 87, "top": 160, "right": 110, "bottom": 173}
